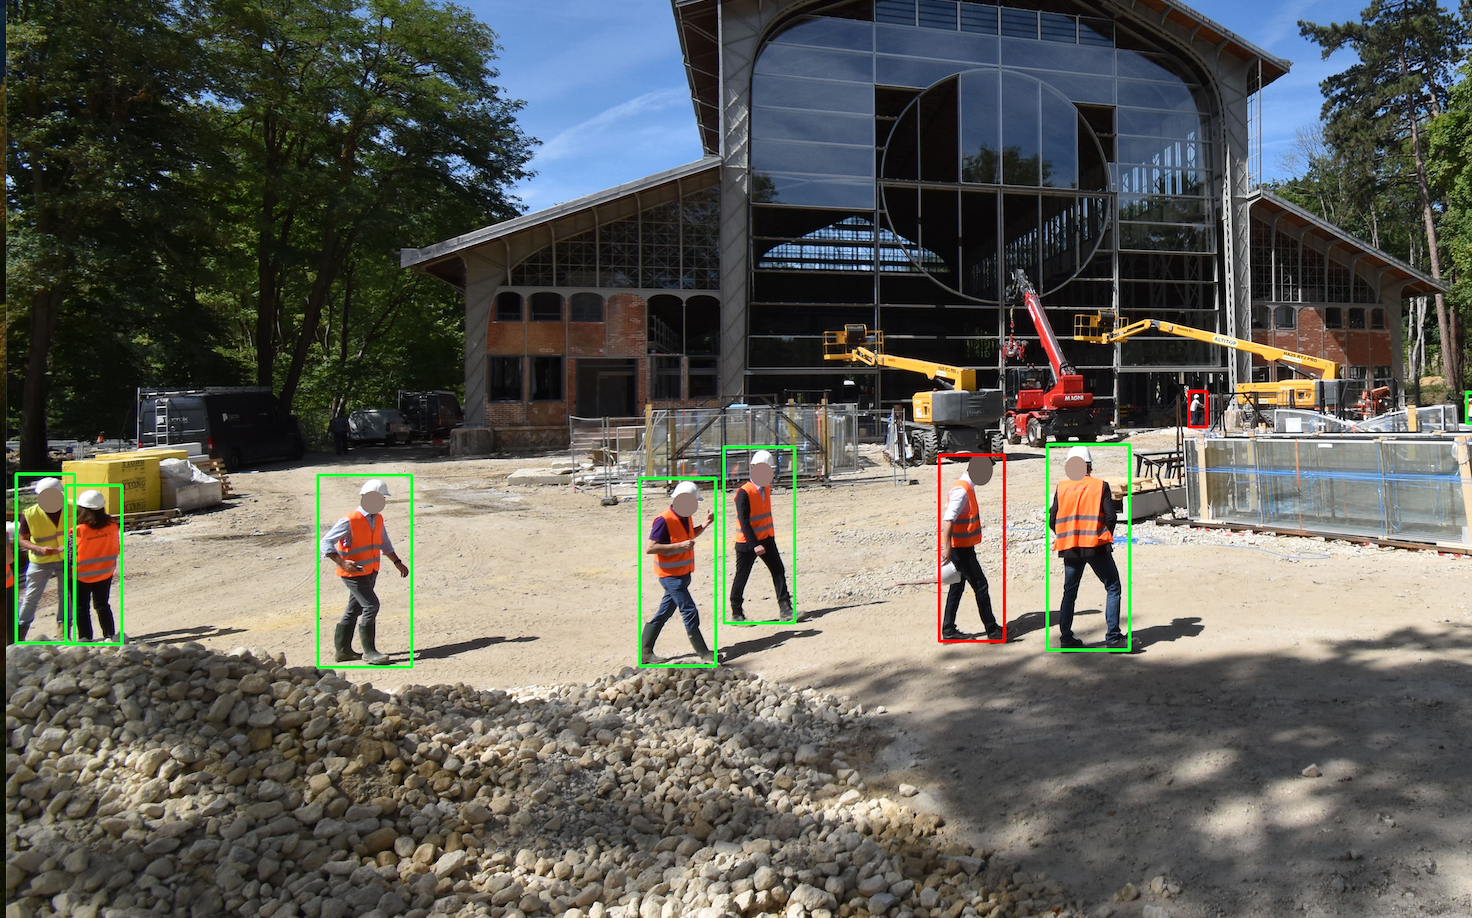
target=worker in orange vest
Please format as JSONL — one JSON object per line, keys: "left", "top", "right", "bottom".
{"left": 321, "top": 479, "right": 409, "bottom": 664}
{"left": 940, "top": 456, "right": 1003, "bottom": 641}
{"left": 729, "top": 450, "right": 793, "bottom": 624}
{"left": 72, "top": 490, "right": 122, "bottom": 643}
{"left": 5, "top": 526, "right": 15, "bottom": 645}
{"left": 642, "top": 481, "right": 716, "bottom": 664}
{"left": 1049, "top": 446, "right": 1123, "bottom": 649}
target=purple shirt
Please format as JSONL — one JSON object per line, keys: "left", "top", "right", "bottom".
{"left": 648, "top": 514, "right": 692, "bottom": 543}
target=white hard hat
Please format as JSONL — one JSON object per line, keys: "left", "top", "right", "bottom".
{"left": 32, "top": 477, "right": 62, "bottom": 495}
{"left": 751, "top": 450, "right": 775, "bottom": 468}
{"left": 672, "top": 481, "right": 702, "bottom": 502}
{"left": 1066, "top": 446, "right": 1093, "bottom": 464}
{"left": 940, "top": 561, "right": 961, "bottom": 585}
{"left": 76, "top": 490, "right": 107, "bottom": 510}
{"left": 360, "top": 479, "right": 392, "bottom": 497}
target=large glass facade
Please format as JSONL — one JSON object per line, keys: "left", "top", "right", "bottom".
{"left": 749, "top": 0, "right": 1223, "bottom": 415}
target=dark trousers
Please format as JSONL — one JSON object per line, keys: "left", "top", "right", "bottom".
{"left": 943, "top": 546, "right": 997, "bottom": 634}
{"left": 333, "top": 432, "right": 349, "bottom": 455}
{"left": 651, "top": 574, "right": 700, "bottom": 632}
{"left": 730, "top": 539, "right": 790, "bottom": 614}
{"left": 1058, "top": 550, "right": 1123, "bottom": 642}
{"left": 74, "top": 578, "right": 116, "bottom": 641}
{"left": 339, "top": 571, "right": 380, "bottom": 628}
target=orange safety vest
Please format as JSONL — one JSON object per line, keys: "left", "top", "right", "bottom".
{"left": 949, "top": 479, "right": 982, "bottom": 548}
{"left": 1052, "top": 477, "right": 1113, "bottom": 551}
{"left": 74, "top": 521, "right": 121, "bottom": 583}
{"left": 654, "top": 509, "right": 695, "bottom": 578}
{"left": 335, "top": 511, "right": 384, "bottom": 577}
{"left": 735, "top": 481, "right": 775, "bottom": 544}
{"left": 6, "top": 550, "right": 13, "bottom": 589}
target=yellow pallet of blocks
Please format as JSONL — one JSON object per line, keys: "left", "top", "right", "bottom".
{"left": 62, "top": 449, "right": 186, "bottom": 516}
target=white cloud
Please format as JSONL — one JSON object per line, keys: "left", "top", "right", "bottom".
{"left": 532, "top": 87, "right": 691, "bottom": 163}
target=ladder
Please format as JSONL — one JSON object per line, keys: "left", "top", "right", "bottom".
{"left": 154, "top": 401, "right": 170, "bottom": 445}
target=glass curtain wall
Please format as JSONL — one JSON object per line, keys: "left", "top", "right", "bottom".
{"left": 749, "top": 0, "right": 1221, "bottom": 413}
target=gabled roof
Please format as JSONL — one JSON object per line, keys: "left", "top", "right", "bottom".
{"left": 672, "top": 0, "right": 1292, "bottom": 157}
{"left": 400, "top": 156, "right": 721, "bottom": 271}
{"left": 1247, "top": 189, "right": 1446, "bottom": 297}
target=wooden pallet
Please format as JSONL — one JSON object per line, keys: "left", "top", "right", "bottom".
{"left": 190, "top": 458, "right": 237, "bottom": 498}
{"left": 123, "top": 509, "right": 182, "bottom": 531}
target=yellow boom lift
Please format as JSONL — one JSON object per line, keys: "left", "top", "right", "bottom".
{"left": 1074, "top": 313, "right": 1389, "bottom": 421}
{"left": 822, "top": 325, "right": 1004, "bottom": 464}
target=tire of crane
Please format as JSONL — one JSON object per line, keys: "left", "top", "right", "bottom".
{"left": 1006, "top": 427, "right": 1022, "bottom": 446}
{"left": 919, "top": 429, "right": 940, "bottom": 467}
{"left": 1026, "top": 418, "right": 1043, "bottom": 449}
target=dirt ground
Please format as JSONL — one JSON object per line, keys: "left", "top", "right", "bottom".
{"left": 46, "top": 433, "right": 1472, "bottom": 917}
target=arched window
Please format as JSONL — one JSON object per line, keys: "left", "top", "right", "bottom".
{"left": 570, "top": 292, "right": 604, "bottom": 322}
{"left": 1347, "top": 307, "right": 1366, "bottom": 329}
{"left": 648, "top": 294, "right": 684, "bottom": 354}
{"left": 1273, "top": 306, "right": 1296, "bottom": 330}
{"left": 1370, "top": 308, "right": 1386, "bottom": 330}
{"left": 495, "top": 291, "right": 523, "bottom": 322}
{"left": 529, "top": 292, "right": 563, "bottom": 322}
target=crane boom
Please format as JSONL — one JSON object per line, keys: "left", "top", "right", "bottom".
{"left": 821, "top": 326, "right": 981, "bottom": 390}
{"left": 1075, "top": 314, "right": 1340, "bottom": 380}
{"left": 1011, "top": 271, "right": 1075, "bottom": 378}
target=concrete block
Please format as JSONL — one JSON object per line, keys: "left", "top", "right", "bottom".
{"left": 507, "top": 468, "right": 574, "bottom": 486}
{"left": 451, "top": 427, "right": 497, "bottom": 456}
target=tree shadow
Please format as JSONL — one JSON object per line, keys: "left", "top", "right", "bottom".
{"left": 411, "top": 634, "right": 536, "bottom": 661}
{"left": 811, "top": 626, "right": 1472, "bottom": 914}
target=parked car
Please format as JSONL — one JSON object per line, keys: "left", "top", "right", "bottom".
{"left": 398, "top": 390, "right": 464, "bottom": 440}
{"left": 137, "top": 387, "right": 305, "bottom": 470}
{"left": 348, "top": 409, "right": 411, "bottom": 446}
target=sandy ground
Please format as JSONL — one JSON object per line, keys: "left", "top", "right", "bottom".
{"left": 33, "top": 433, "right": 1472, "bottom": 918}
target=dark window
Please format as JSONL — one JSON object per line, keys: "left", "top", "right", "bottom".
{"left": 1371, "top": 308, "right": 1387, "bottom": 329}
{"left": 488, "top": 357, "right": 522, "bottom": 401}
{"left": 531, "top": 357, "right": 563, "bottom": 401}
{"left": 1346, "top": 366, "right": 1367, "bottom": 380}
{"left": 530, "top": 292, "right": 562, "bottom": 322}
{"left": 685, "top": 295, "right": 721, "bottom": 355}
{"left": 1276, "top": 366, "right": 1297, "bottom": 382}
{"left": 1251, "top": 305, "right": 1269, "bottom": 329}
{"left": 1251, "top": 366, "right": 1271, "bottom": 383}
{"left": 496, "top": 291, "right": 523, "bottom": 322}
{"left": 570, "top": 292, "right": 604, "bottom": 322}
{"left": 1324, "top": 307, "right": 1343, "bottom": 329}
{"left": 1273, "top": 306, "right": 1296, "bottom": 330}
{"left": 1373, "top": 365, "right": 1393, "bottom": 386}
{"left": 688, "top": 357, "right": 718, "bottom": 397}
{"left": 648, "top": 294, "right": 684, "bottom": 354}
{"left": 652, "top": 357, "right": 682, "bottom": 400}
{"left": 1347, "top": 307, "right": 1366, "bottom": 329}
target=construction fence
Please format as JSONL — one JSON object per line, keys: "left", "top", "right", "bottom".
{"left": 570, "top": 403, "right": 871, "bottom": 483}
{"left": 1184, "top": 432, "right": 1472, "bottom": 549}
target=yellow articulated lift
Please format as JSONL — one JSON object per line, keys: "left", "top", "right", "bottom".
{"left": 1073, "top": 313, "right": 1391, "bottom": 424}
{"left": 822, "top": 325, "right": 1005, "bottom": 464}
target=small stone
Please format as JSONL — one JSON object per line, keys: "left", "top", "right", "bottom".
{"left": 1113, "top": 884, "right": 1139, "bottom": 903}
{"left": 867, "top": 893, "right": 896, "bottom": 914}
{"left": 1301, "top": 764, "right": 1322, "bottom": 778}
{"left": 364, "top": 828, "right": 399, "bottom": 854}
{"left": 433, "top": 849, "right": 468, "bottom": 879}
{"left": 1329, "top": 876, "right": 1347, "bottom": 894}
{"left": 1142, "top": 906, "right": 1170, "bottom": 918}
{"left": 754, "top": 867, "right": 779, "bottom": 892}
{"left": 897, "top": 784, "right": 918, "bottom": 798}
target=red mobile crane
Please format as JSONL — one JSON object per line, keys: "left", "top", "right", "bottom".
{"left": 1003, "top": 271, "right": 1110, "bottom": 447}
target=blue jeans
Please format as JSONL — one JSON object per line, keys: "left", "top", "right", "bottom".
{"left": 652, "top": 575, "right": 700, "bottom": 633}
{"left": 1058, "top": 551, "right": 1123, "bottom": 642}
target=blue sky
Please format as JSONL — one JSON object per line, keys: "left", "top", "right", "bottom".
{"left": 464, "top": 0, "right": 1376, "bottom": 216}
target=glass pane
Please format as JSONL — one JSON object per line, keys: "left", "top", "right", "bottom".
{"left": 960, "top": 69, "right": 1001, "bottom": 184}
{"left": 599, "top": 218, "right": 639, "bottom": 287}
{"left": 756, "top": 44, "right": 872, "bottom": 81}
{"left": 1118, "top": 135, "right": 1207, "bottom": 167}
{"left": 1079, "top": 18, "right": 1113, "bottom": 46}
{"left": 1002, "top": 41, "right": 1114, "bottom": 75}
{"left": 1040, "top": 92, "right": 1078, "bottom": 188}
{"left": 1117, "top": 108, "right": 1204, "bottom": 140}
{"left": 876, "top": 54, "right": 971, "bottom": 88}
{"left": 875, "top": 0, "right": 915, "bottom": 26}
{"left": 917, "top": 77, "right": 958, "bottom": 183}
{"left": 752, "top": 139, "right": 874, "bottom": 177}
{"left": 1118, "top": 222, "right": 1214, "bottom": 252}
{"left": 753, "top": 107, "right": 874, "bottom": 145}
{"left": 877, "top": 23, "right": 1000, "bottom": 62}
{"left": 960, "top": 4, "right": 996, "bottom": 34}
{"left": 752, "top": 74, "right": 874, "bottom": 113}
{"left": 1002, "top": 71, "right": 1040, "bottom": 185}
{"left": 917, "top": 0, "right": 957, "bottom": 30}
{"left": 1118, "top": 78, "right": 1200, "bottom": 114}
{"left": 1039, "top": 12, "right": 1076, "bottom": 43}
{"left": 919, "top": 187, "right": 959, "bottom": 280}
{"left": 753, "top": 173, "right": 875, "bottom": 209}
{"left": 1002, "top": 193, "right": 1040, "bottom": 283}
{"left": 999, "top": 8, "right": 1037, "bottom": 40}
{"left": 770, "top": 16, "right": 874, "bottom": 50}
{"left": 959, "top": 190, "right": 999, "bottom": 301}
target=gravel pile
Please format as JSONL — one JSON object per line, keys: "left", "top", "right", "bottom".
{"left": 6, "top": 643, "right": 1082, "bottom": 918}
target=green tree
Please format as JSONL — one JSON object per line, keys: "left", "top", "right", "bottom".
{"left": 6, "top": 0, "right": 211, "bottom": 467}
{"left": 1428, "top": 59, "right": 1472, "bottom": 401}
{"left": 1300, "top": 0, "right": 1471, "bottom": 393}
{"left": 199, "top": 0, "right": 535, "bottom": 410}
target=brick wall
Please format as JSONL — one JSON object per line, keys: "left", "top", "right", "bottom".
{"left": 1253, "top": 304, "right": 1394, "bottom": 376}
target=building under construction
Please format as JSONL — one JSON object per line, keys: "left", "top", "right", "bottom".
{"left": 401, "top": 0, "right": 1445, "bottom": 449}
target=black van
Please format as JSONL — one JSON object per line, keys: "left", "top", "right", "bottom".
{"left": 137, "top": 387, "right": 306, "bottom": 470}
{"left": 398, "top": 390, "right": 464, "bottom": 440}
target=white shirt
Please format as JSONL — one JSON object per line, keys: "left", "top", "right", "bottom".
{"left": 943, "top": 473, "right": 973, "bottom": 523}
{"left": 320, "top": 508, "right": 396, "bottom": 558}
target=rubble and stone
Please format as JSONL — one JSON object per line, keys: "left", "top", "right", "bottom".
{"left": 5, "top": 643, "right": 1082, "bottom": 918}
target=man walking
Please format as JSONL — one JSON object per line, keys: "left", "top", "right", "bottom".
{"left": 642, "top": 481, "right": 716, "bottom": 664}
{"left": 1189, "top": 392, "right": 1205, "bottom": 427}
{"left": 1049, "top": 446, "right": 1124, "bottom": 649}
{"left": 330, "top": 410, "right": 351, "bottom": 456}
{"left": 940, "top": 457, "right": 1003, "bottom": 641}
{"left": 16, "top": 478, "right": 69, "bottom": 642}
{"left": 321, "top": 479, "right": 408, "bottom": 664}
{"left": 729, "top": 450, "right": 794, "bottom": 624}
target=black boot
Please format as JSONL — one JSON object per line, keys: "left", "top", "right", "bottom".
{"left": 640, "top": 620, "right": 666, "bottom": 665}
{"left": 358, "top": 622, "right": 390, "bottom": 665}
{"left": 687, "top": 628, "right": 716, "bottom": 664}
{"left": 334, "top": 622, "right": 361, "bottom": 662}
{"left": 778, "top": 598, "right": 794, "bottom": 621}
{"left": 730, "top": 601, "right": 748, "bottom": 625}
{"left": 17, "top": 622, "right": 28, "bottom": 643}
